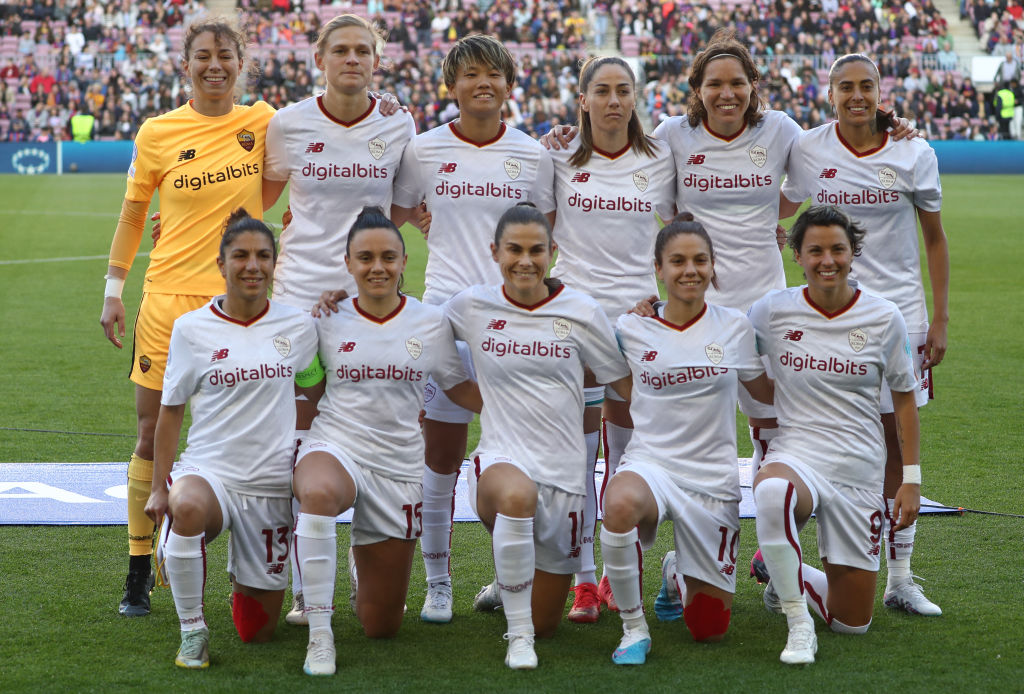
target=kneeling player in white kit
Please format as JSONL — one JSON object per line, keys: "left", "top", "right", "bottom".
{"left": 601, "top": 217, "right": 772, "bottom": 665}
{"left": 748, "top": 206, "right": 922, "bottom": 665}
{"left": 291, "top": 208, "right": 481, "bottom": 676}
{"left": 145, "top": 211, "right": 318, "bottom": 669}
{"left": 445, "top": 205, "right": 630, "bottom": 669}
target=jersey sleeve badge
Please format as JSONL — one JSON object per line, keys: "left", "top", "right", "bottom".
{"left": 848, "top": 328, "right": 867, "bottom": 352}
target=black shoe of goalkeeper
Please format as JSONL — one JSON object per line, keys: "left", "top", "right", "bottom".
{"left": 119, "top": 559, "right": 155, "bottom": 617}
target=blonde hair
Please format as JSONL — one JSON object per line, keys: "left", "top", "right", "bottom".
{"left": 316, "top": 14, "right": 385, "bottom": 58}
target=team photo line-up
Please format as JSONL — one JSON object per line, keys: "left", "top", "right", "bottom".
{"left": 98, "top": 13, "right": 948, "bottom": 674}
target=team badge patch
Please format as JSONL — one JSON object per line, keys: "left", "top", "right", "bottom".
{"left": 748, "top": 145, "right": 767, "bottom": 168}
{"left": 236, "top": 129, "right": 255, "bottom": 152}
{"left": 632, "top": 169, "right": 649, "bottom": 192}
{"left": 705, "top": 342, "right": 724, "bottom": 365}
{"left": 552, "top": 318, "right": 571, "bottom": 340}
{"left": 848, "top": 328, "right": 867, "bottom": 352}
{"left": 423, "top": 382, "right": 437, "bottom": 403}
{"left": 878, "top": 166, "right": 897, "bottom": 189}
{"left": 273, "top": 335, "right": 292, "bottom": 357}
{"left": 406, "top": 337, "right": 423, "bottom": 359}
{"left": 504, "top": 158, "right": 521, "bottom": 180}
{"left": 138, "top": 355, "right": 152, "bottom": 373}
{"left": 368, "top": 137, "right": 386, "bottom": 160}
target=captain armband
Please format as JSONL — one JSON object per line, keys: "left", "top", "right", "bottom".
{"left": 295, "top": 354, "right": 325, "bottom": 388}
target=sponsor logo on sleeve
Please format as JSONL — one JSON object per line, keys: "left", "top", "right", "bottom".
{"left": 368, "top": 137, "right": 385, "bottom": 160}
{"left": 748, "top": 144, "right": 767, "bottom": 168}
{"left": 705, "top": 342, "right": 724, "bottom": 364}
{"left": 848, "top": 328, "right": 867, "bottom": 352}
{"left": 504, "top": 158, "right": 521, "bottom": 180}
{"left": 236, "top": 129, "right": 255, "bottom": 152}
{"left": 552, "top": 318, "right": 571, "bottom": 340}
{"left": 406, "top": 337, "right": 422, "bottom": 359}
{"left": 632, "top": 169, "right": 649, "bottom": 192}
{"left": 273, "top": 335, "right": 291, "bottom": 357}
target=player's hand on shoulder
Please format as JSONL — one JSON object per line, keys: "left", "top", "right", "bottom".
{"left": 539, "top": 124, "right": 577, "bottom": 150}
{"left": 628, "top": 295, "right": 659, "bottom": 317}
{"left": 373, "top": 91, "right": 406, "bottom": 116}
{"left": 312, "top": 289, "right": 349, "bottom": 318}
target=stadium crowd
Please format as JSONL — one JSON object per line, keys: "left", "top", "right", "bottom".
{"left": 0, "top": 0, "right": 1020, "bottom": 143}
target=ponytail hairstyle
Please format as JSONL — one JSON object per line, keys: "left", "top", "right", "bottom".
{"left": 653, "top": 211, "right": 719, "bottom": 289}
{"left": 220, "top": 207, "right": 277, "bottom": 262}
{"left": 493, "top": 202, "right": 552, "bottom": 247}
{"left": 570, "top": 56, "right": 657, "bottom": 168}
{"left": 346, "top": 205, "right": 406, "bottom": 293}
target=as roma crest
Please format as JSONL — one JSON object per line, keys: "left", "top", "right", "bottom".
{"left": 705, "top": 342, "right": 724, "bottom": 365}
{"left": 368, "top": 137, "right": 386, "bottom": 160}
{"left": 406, "top": 337, "right": 423, "bottom": 359}
{"left": 138, "top": 355, "right": 152, "bottom": 373}
{"left": 236, "top": 129, "right": 255, "bottom": 152}
{"left": 633, "top": 169, "right": 649, "bottom": 192}
{"left": 848, "top": 328, "right": 867, "bottom": 352}
{"left": 748, "top": 144, "right": 767, "bottom": 168}
{"left": 504, "top": 158, "right": 522, "bottom": 180}
{"left": 553, "top": 318, "right": 571, "bottom": 340}
{"left": 273, "top": 335, "right": 291, "bottom": 357}
{"left": 878, "top": 166, "right": 897, "bottom": 189}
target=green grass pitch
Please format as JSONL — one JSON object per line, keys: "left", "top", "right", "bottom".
{"left": 0, "top": 174, "right": 1022, "bottom": 691}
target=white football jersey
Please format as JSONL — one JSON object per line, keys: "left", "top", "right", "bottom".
{"left": 264, "top": 96, "right": 416, "bottom": 308}
{"left": 445, "top": 284, "right": 629, "bottom": 495}
{"left": 393, "top": 123, "right": 556, "bottom": 305}
{"left": 162, "top": 299, "right": 318, "bottom": 497}
{"left": 549, "top": 141, "right": 677, "bottom": 321}
{"left": 654, "top": 110, "right": 801, "bottom": 312}
{"left": 309, "top": 295, "right": 468, "bottom": 482}
{"left": 781, "top": 123, "right": 942, "bottom": 331}
{"left": 748, "top": 286, "right": 918, "bottom": 492}
{"left": 617, "top": 303, "right": 763, "bottom": 501}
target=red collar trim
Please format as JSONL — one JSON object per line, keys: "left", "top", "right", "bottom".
{"left": 702, "top": 118, "right": 746, "bottom": 142}
{"left": 353, "top": 294, "right": 406, "bottom": 324}
{"left": 653, "top": 303, "right": 707, "bottom": 332}
{"left": 210, "top": 298, "right": 270, "bottom": 326}
{"left": 803, "top": 287, "right": 860, "bottom": 319}
{"left": 448, "top": 121, "right": 506, "bottom": 147}
{"left": 502, "top": 283, "right": 564, "bottom": 311}
{"left": 834, "top": 122, "right": 888, "bottom": 157}
{"left": 593, "top": 142, "right": 631, "bottom": 160}
{"left": 317, "top": 94, "right": 375, "bottom": 127}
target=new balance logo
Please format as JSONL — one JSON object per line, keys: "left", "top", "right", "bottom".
{"left": 337, "top": 342, "right": 356, "bottom": 352}
{"left": 819, "top": 168, "right": 838, "bottom": 179}
{"left": 210, "top": 348, "right": 229, "bottom": 362}
{"left": 438, "top": 162, "right": 457, "bottom": 174}
{"left": 178, "top": 149, "right": 196, "bottom": 161}
{"left": 783, "top": 330, "right": 804, "bottom": 341}
{"left": 568, "top": 546, "right": 580, "bottom": 558}
{"left": 305, "top": 142, "right": 325, "bottom": 153}
{"left": 640, "top": 350, "right": 658, "bottom": 362}
{"left": 686, "top": 154, "right": 705, "bottom": 165}
{"left": 570, "top": 172, "right": 590, "bottom": 183}
{"left": 266, "top": 563, "right": 285, "bottom": 575}
{"left": 486, "top": 319, "right": 507, "bottom": 331}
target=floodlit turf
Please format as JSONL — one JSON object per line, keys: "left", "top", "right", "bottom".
{"left": 1, "top": 174, "right": 1022, "bottom": 690}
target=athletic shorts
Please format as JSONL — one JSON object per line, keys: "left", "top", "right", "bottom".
{"left": 423, "top": 340, "right": 476, "bottom": 424}
{"left": 761, "top": 452, "right": 885, "bottom": 572}
{"left": 880, "top": 330, "right": 930, "bottom": 413}
{"left": 617, "top": 460, "right": 739, "bottom": 593}
{"left": 130, "top": 292, "right": 210, "bottom": 389}
{"left": 737, "top": 354, "right": 776, "bottom": 420}
{"left": 168, "top": 466, "right": 292, "bottom": 591}
{"left": 469, "top": 452, "right": 586, "bottom": 575}
{"left": 295, "top": 440, "right": 422, "bottom": 546}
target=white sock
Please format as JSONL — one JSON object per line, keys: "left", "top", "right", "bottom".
{"left": 295, "top": 513, "right": 336, "bottom": 633}
{"left": 884, "top": 497, "right": 915, "bottom": 588}
{"left": 600, "top": 526, "right": 647, "bottom": 632}
{"left": 421, "top": 468, "right": 458, "bottom": 585}
{"left": 574, "top": 430, "right": 599, "bottom": 587}
{"left": 749, "top": 425, "right": 779, "bottom": 476}
{"left": 602, "top": 420, "right": 633, "bottom": 478}
{"left": 493, "top": 513, "right": 535, "bottom": 635}
{"left": 165, "top": 530, "right": 207, "bottom": 632}
{"left": 754, "top": 478, "right": 811, "bottom": 626}
{"left": 801, "top": 563, "right": 831, "bottom": 624}
{"left": 290, "top": 494, "right": 302, "bottom": 597}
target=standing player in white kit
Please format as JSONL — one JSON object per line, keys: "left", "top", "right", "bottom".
{"left": 391, "top": 35, "right": 555, "bottom": 624}
{"left": 780, "top": 53, "right": 948, "bottom": 617}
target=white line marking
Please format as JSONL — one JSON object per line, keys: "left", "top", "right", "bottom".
{"left": 0, "top": 209, "right": 117, "bottom": 218}
{"left": 0, "top": 252, "right": 149, "bottom": 266}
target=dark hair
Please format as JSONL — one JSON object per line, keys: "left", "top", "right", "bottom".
{"left": 220, "top": 208, "right": 277, "bottom": 261}
{"left": 787, "top": 205, "right": 865, "bottom": 257}
{"left": 442, "top": 34, "right": 516, "bottom": 91}
{"left": 345, "top": 205, "right": 405, "bottom": 256}
{"left": 653, "top": 211, "right": 719, "bottom": 289}
{"left": 687, "top": 29, "right": 764, "bottom": 129}
{"left": 570, "top": 56, "right": 657, "bottom": 168}
{"left": 827, "top": 54, "right": 890, "bottom": 130}
{"left": 180, "top": 17, "right": 254, "bottom": 99}
{"left": 493, "top": 202, "right": 552, "bottom": 246}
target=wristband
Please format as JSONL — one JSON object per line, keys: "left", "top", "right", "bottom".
{"left": 902, "top": 465, "right": 921, "bottom": 485}
{"left": 104, "top": 274, "right": 125, "bottom": 299}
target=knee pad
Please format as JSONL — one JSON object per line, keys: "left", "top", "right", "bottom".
{"left": 830, "top": 617, "right": 871, "bottom": 635}
{"left": 232, "top": 592, "right": 270, "bottom": 642}
{"left": 683, "top": 592, "right": 731, "bottom": 642}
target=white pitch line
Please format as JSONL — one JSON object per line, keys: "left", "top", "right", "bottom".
{"left": 0, "top": 209, "right": 117, "bottom": 218}
{"left": 0, "top": 252, "right": 149, "bottom": 266}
